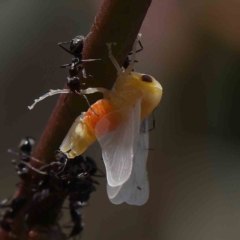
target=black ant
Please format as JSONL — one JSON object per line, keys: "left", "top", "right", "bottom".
{"left": 58, "top": 35, "right": 143, "bottom": 94}
{"left": 58, "top": 35, "right": 99, "bottom": 80}
{"left": 63, "top": 155, "right": 104, "bottom": 239}
{"left": 2, "top": 136, "right": 103, "bottom": 238}
{"left": 28, "top": 35, "right": 99, "bottom": 112}
{"left": 8, "top": 136, "right": 39, "bottom": 181}
{"left": 59, "top": 34, "right": 141, "bottom": 104}
{"left": 66, "top": 198, "right": 84, "bottom": 239}
{"left": 0, "top": 196, "right": 27, "bottom": 232}
{"left": 59, "top": 35, "right": 143, "bottom": 73}
{"left": 28, "top": 34, "right": 143, "bottom": 111}
{"left": 19, "top": 148, "right": 103, "bottom": 238}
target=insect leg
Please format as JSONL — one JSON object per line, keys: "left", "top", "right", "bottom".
{"left": 11, "top": 159, "right": 20, "bottom": 172}
{"left": 60, "top": 63, "right": 72, "bottom": 68}
{"left": 81, "top": 58, "right": 101, "bottom": 62}
{"left": 137, "top": 40, "right": 143, "bottom": 53}
{"left": 128, "top": 40, "right": 143, "bottom": 55}
{"left": 149, "top": 108, "right": 156, "bottom": 132}
{"left": 58, "top": 41, "right": 71, "bottom": 45}
{"left": 58, "top": 42, "right": 74, "bottom": 55}
{"left": 75, "top": 91, "right": 99, "bottom": 116}
{"left": 106, "top": 43, "right": 122, "bottom": 75}
{"left": 28, "top": 89, "right": 70, "bottom": 110}
{"left": 61, "top": 59, "right": 100, "bottom": 70}
{"left": 20, "top": 161, "right": 48, "bottom": 175}
{"left": 123, "top": 34, "right": 141, "bottom": 76}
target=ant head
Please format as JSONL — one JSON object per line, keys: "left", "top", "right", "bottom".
{"left": 70, "top": 35, "right": 85, "bottom": 54}
{"left": 55, "top": 150, "right": 68, "bottom": 164}
{"left": 67, "top": 76, "right": 81, "bottom": 93}
{"left": 19, "top": 137, "right": 35, "bottom": 154}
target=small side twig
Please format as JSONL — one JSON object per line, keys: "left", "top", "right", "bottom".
{"left": 0, "top": 0, "right": 152, "bottom": 239}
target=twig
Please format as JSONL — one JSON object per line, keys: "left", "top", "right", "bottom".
{"left": 0, "top": 0, "right": 152, "bottom": 239}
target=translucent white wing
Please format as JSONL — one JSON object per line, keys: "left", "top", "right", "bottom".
{"left": 107, "top": 184, "right": 125, "bottom": 204}
{"left": 126, "top": 118, "right": 149, "bottom": 205}
{"left": 107, "top": 174, "right": 134, "bottom": 204}
{"left": 107, "top": 118, "right": 149, "bottom": 205}
{"left": 95, "top": 99, "right": 141, "bottom": 187}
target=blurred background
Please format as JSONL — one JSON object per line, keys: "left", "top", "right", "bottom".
{"left": 1, "top": 0, "right": 240, "bottom": 239}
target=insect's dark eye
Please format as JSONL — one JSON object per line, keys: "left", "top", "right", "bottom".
{"left": 141, "top": 75, "right": 152, "bottom": 83}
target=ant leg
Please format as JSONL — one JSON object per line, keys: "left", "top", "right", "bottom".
{"left": 137, "top": 40, "right": 143, "bottom": 53}
{"left": 128, "top": 40, "right": 144, "bottom": 55}
{"left": 149, "top": 109, "right": 156, "bottom": 132}
{"left": 123, "top": 33, "right": 142, "bottom": 77}
{"left": 58, "top": 42, "right": 74, "bottom": 55}
{"left": 11, "top": 159, "right": 20, "bottom": 172}
{"left": 71, "top": 58, "right": 101, "bottom": 71}
{"left": 75, "top": 91, "right": 99, "bottom": 116}
{"left": 20, "top": 161, "right": 48, "bottom": 175}
{"left": 39, "top": 162, "right": 62, "bottom": 173}
{"left": 60, "top": 63, "right": 72, "bottom": 68}
{"left": 111, "top": 33, "right": 141, "bottom": 77}
{"left": 58, "top": 41, "right": 71, "bottom": 45}
{"left": 81, "top": 59, "right": 101, "bottom": 62}
{"left": 93, "top": 171, "right": 106, "bottom": 178}
{"left": 123, "top": 37, "right": 138, "bottom": 76}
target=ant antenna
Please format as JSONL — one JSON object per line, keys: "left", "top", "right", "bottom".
{"left": 20, "top": 161, "right": 48, "bottom": 175}
{"left": 7, "top": 149, "right": 44, "bottom": 165}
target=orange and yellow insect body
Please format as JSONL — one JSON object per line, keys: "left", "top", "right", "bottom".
{"left": 60, "top": 35, "right": 163, "bottom": 159}
{"left": 83, "top": 98, "right": 115, "bottom": 136}
{"left": 61, "top": 98, "right": 117, "bottom": 158}
{"left": 61, "top": 74, "right": 162, "bottom": 158}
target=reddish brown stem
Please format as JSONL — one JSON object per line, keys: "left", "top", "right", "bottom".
{"left": 1, "top": 0, "right": 152, "bottom": 239}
